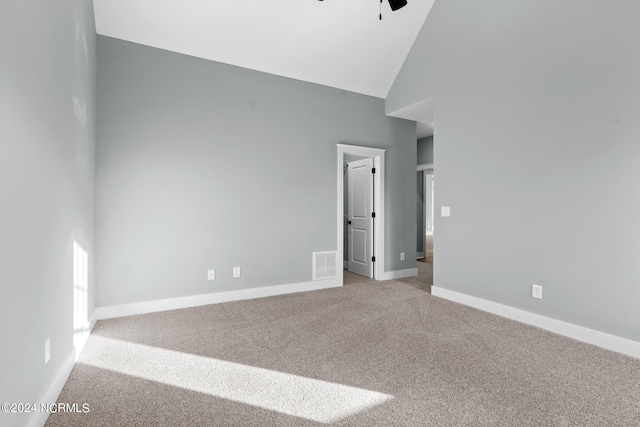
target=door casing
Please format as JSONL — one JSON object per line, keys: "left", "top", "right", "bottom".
{"left": 417, "top": 162, "right": 434, "bottom": 260}
{"left": 337, "top": 144, "right": 385, "bottom": 282}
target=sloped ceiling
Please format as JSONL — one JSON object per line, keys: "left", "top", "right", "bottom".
{"left": 93, "top": 0, "right": 434, "bottom": 99}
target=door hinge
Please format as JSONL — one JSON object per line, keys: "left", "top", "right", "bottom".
{"left": 372, "top": 167, "right": 376, "bottom": 174}
{"left": 372, "top": 212, "right": 376, "bottom": 218}
{"left": 372, "top": 256, "right": 376, "bottom": 262}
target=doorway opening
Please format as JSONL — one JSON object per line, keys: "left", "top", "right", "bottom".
{"left": 344, "top": 155, "right": 374, "bottom": 278}
{"left": 336, "top": 144, "right": 386, "bottom": 284}
{"left": 417, "top": 162, "right": 434, "bottom": 291}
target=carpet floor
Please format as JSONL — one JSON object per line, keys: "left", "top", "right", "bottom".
{"left": 46, "top": 261, "right": 640, "bottom": 426}
{"left": 419, "top": 234, "right": 434, "bottom": 265}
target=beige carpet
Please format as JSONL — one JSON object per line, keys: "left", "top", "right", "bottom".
{"left": 419, "top": 234, "right": 434, "bottom": 265}
{"left": 47, "top": 267, "right": 640, "bottom": 426}
{"left": 345, "top": 263, "right": 432, "bottom": 295}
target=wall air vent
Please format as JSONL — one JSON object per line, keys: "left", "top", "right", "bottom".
{"left": 313, "top": 251, "right": 337, "bottom": 281}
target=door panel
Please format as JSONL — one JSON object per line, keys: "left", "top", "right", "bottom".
{"left": 352, "top": 229, "right": 367, "bottom": 264}
{"left": 348, "top": 158, "right": 374, "bottom": 278}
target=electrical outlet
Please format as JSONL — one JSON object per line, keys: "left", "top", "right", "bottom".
{"left": 400, "top": 252, "right": 405, "bottom": 261}
{"left": 207, "top": 269, "right": 215, "bottom": 281}
{"left": 44, "top": 338, "right": 50, "bottom": 365}
{"left": 532, "top": 284, "right": 542, "bottom": 300}
{"left": 441, "top": 206, "right": 451, "bottom": 217}
{"left": 233, "top": 267, "right": 241, "bottom": 278}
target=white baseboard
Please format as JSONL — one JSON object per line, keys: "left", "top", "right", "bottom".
{"left": 89, "top": 310, "right": 98, "bottom": 332}
{"left": 29, "top": 278, "right": 341, "bottom": 427}
{"left": 95, "top": 279, "right": 342, "bottom": 320}
{"left": 379, "top": 268, "right": 418, "bottom": 280}
{"left": 432, "top": 286, "right": 640, "bottom": 360}
{"left": 28, "top": 310, "right": 98, "bottom": 427}
{"left": 27, "top": 351, "right": 75, "bottom": 427}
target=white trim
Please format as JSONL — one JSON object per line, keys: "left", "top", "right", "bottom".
{"left": 421, "top": 170, "right": 426, "bottom": 255}
{"left": 431, "top": 286, "right": 640, "bottom": 360}
{"left": 89, "top": 310, "right": 98, "bottom": 332}
{"left": 27, "top": 309, "right": 98, "bottom": 427}
{"left": 379, "top": 268, "right": 418, "bottom": 280}
{"left": 27, "top": 351, "right": 76, "bottom": 427}
{"left": 337, "top": 144, "right": 386, "bottom": 283}
{"left": 95, "top": 279, "right": 341, "bottom": 320}
{"left": 417, "top": 162, "right": 434, "bottom": 172}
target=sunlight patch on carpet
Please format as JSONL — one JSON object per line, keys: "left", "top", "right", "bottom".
{"left": 80, "top": 335, "right": 394, "bottom": 423}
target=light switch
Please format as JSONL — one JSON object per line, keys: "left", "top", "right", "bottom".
{"left": 532, "top": 284, "right": 542, "bottom": 299}
{"left": 441, "top": 206, "right": 451, "bottom": 217}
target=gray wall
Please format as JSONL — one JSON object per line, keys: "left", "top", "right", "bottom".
{"left": 388, "top": 0, "right": 640, "bottom": 343}
{"left": 0, "top": 1, "right": 97, "bottom": 426}
{"left": 385, "top": 0, "right": 443, "bottom": 116}
{"left": 97, "top": 37, "right": 417, "bottom": 307}
{"left": 417, "top": 136, "right": 434, "bottom": 165}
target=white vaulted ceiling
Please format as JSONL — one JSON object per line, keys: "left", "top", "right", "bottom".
{"left": 93, "top": 0, "right": 434, "bottom": 99}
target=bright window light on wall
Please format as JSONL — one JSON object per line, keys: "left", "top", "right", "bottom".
{"left": 73, "top": 241, "right": 90, "bottom": 360}
{"left": 81, "top": 336, "right": 394, "bottom": 423}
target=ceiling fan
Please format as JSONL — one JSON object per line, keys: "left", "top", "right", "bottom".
{"left": 385, "top": 0, "right": 408, "bottom": 11}
{"left": 317, "top": 0, "right": 408, "bottom": 20}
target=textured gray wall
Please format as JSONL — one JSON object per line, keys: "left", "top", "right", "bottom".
{"left": 97, "top": 37, "right": 416, "bottom": 307}
{"left": 417, "top": 136, "right": 434, "bottom": 165}
{"left": 0, "top": 1, "right": 97, "bottom": 426}
{"left": 388, "top": 0, "right": 640, "bottom": 342}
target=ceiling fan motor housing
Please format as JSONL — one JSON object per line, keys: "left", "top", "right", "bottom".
{"left": 388, "top": 0, "right": 407, "bottom": 11}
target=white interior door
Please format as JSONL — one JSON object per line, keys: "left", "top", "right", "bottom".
{"left": 348, "top": 158, "right": 374, "bottom": 278}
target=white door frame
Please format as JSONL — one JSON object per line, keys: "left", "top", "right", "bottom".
{"left": 337, "top": 144, "right": 385, "bottom": 283}
{"left": 416, "top": 170, "right": 425, "bottom": 259}
{"left": 417, "top": 163, "right": 434, "bottom": 260}
{"left": 424, "top": 171, "right": 434, "bottom": 236}
{"left": 417, "top": 162, "right": 434, "bottom": 172}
